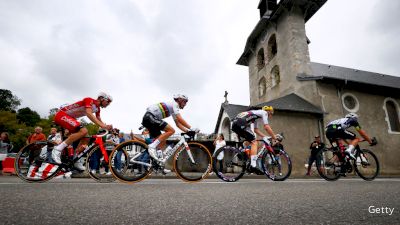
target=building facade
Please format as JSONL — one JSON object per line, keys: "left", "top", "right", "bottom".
{"left": 215, "top": 0, "right": 400, "bottom": 176}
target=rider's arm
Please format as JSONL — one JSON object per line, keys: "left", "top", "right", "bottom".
{"left": 263, "top": 124, "right": 277, "bottom": 140}
{"left": 357, "top": 129, "right": 372, "bottom": 144}
{"left": 85, "top": 107, "right": 107, "bottom": 129}
{"left": 174, "top": 114, "right": 191, "bottom": 132}
{"left": 254, "top": 127, "right": 266, "bottom": 138}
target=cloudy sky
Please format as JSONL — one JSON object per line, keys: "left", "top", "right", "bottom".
{"left": 1, "top": 0, "right": 399, "bottom": 134}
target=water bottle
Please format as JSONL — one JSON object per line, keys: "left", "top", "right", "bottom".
{"left": 164, "top": 145, "right": 173, "bottom": 158}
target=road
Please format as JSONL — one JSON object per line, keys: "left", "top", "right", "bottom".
{"left": 0, "top": 176, "right": 399, "bottom": 225}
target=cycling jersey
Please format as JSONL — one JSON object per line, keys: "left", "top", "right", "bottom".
{"left": 232, "top": 110, "right": 269, "bottom": 142}
{"left": 60, "top": 98, "right": 101, "bottom": 118}
{"left": 235, "top": 110, "right": 269, "bottom": 128}
{"left": 146, "top": 102, "right": 180, "bottom": 120}
{"left": 325, "top": 117, "right": 360, "bottom": 143}
{"left": 54, "top": 97, "right": 100, "bottom": 132}
{"left": 326, "top": 117, "right": 361, "bottom": 131}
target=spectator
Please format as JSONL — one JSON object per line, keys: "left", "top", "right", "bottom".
{"left": 213, "top": 134, "right": 226, "bottom": 173}
{"left": 41, "top": 128, "right": 62, "bottom": 160}
{"left": 26, "top": 126, "right": 46, "bottom": 144}
{"left": 0, "top": 132, "right": 12, "bottom": 173}
{"left": 103, "top": 128, "right": 120, "bottom": 175}
{"left": 306, "top": 135, "right": 325, "bottom": 176}
{"left": 119, "top": 132, "right": 125, "bottom": 143}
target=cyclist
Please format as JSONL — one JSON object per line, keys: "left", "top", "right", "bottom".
{"left": 325, "top": 113, "right": 376, "bottom": 159}
{"left": 231, "top": 106, "right": 280, "bottom": 171}
{"left": 141, "top": 94, "right": 198, "bottom": 162}
{"left": 51, "top": 92, "right": 113, "bottom": 169}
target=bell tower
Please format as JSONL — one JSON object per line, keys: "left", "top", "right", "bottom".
{"left": 237, "top": 0, "right": 327, "bottom": 106}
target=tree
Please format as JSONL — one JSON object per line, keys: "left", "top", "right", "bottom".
{"left": 16, "top": 107, "right": 41, "bottom": 127}
{"left": 0, "top": 89, "right": 21, "bottom": 112}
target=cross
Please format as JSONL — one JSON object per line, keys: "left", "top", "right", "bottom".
{"left": 224, "top": 91, "right": 228, "bottom": 104}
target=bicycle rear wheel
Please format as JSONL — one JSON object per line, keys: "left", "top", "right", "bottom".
{"left": 109, "top": 140, "right": 152, "bottom": 183}
{"left": 86, "top": 145, "right": 116, "bottom": 183}
{"left": 354, "top": 149, "right": 379, "bottom": 181}
{"left": 15, "top": 142, "right": 63, "bottom": 183}
{"left": 174, "top": 142, "right": 212, "bottom": 182}
{"left": 315, "top": 148, "right": 341, "bottom": 181}
{"left": 261, "top": 150, "right": 292, "bottom": 181}
{"left": 212, "top": 146, "right": 247, "bottom": 182}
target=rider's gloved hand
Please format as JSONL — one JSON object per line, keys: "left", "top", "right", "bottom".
{"left": 275, "top": 134, "right": 283, "bottom": 142}
{"left": 262, "top": 136, "right": 271, "bottom": 145}
{"left": 189, "top": 128, "right": 200, "bottom": 133}
{"left": 370, "top": 137, "right": 378, "bottom": 146}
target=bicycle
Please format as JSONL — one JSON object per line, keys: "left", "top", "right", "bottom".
{"left": 315, "top": 137, "right": 379, "bottom": 181}
{"left": 212, "top": 134, "right": 292, "bottom": 182}
{"left": 109, "top": 131, "right": 212, "bottom": 183}
{"left": 15, "top": 130, "right": 115, "bottom": 183}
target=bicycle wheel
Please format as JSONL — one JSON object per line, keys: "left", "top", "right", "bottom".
{"left": 86, "top": 145, "right": 116, "bottom": 183}
{"left": 173, "top": 142, "right": 212, "bottom": 182}
{"left": 15, "top": 142, "right": 63, "bottom": 183}
{"left": 261, "top": 150, "right": 292, "bottom": 181}
{"left": 315, "top": 148, "right": 341, "bottom": 181}
{"left": 354, "top": 149, "right": 379, "bottom": 181}
{"left": 109, "top": 140, "right": 152, "bottom": 183}
{"left": 212, "top": 146, "right": 247, "bottom": 182}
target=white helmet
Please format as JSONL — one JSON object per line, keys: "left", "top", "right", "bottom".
{"left": 98, "top": 92, "right": 113, "bottom": 102}
{"left": 345, "top": 113, "right": 358, "bottom": 119}
{"left": 173, "top": 94, "right": 188, "bottom": 101}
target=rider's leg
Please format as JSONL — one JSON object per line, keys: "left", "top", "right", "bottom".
{"left": 250, "top": 140, "right": 258, "bottom": 168}
{"left": 148, "top": 125, "right": 175, "bottom": 150}
{"left": 52, "top": 128, "right": 88, "bottom": 164}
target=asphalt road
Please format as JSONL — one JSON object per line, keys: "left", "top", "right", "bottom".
{"left": 0, "top": 177, "right": 399, "bottom": 225}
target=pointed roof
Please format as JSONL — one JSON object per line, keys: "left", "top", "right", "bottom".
{"left": 255, "top": 93, "right": 324, "bottom": 115}
{"left": 214, "top": 103, "right": 248, "bottom": 133}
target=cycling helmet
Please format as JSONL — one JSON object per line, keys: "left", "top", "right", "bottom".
{"left": 345, "top": 112, "right": 358, "bottom": 119}
{"left": 262, "top": 105, "right": 274, "bottom": 113}
{"left": 173, "top": 94, "right": 188, "bottom": 101}
{"left": 98, "top": 92, "right": 113, "bottom": 102}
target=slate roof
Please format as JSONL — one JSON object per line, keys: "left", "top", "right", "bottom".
{"left": 297, "top": 62, "right": 400, "bottom": 90}
{"left": 214, "top": 93, "right": 323, "bottom": 133}
{"left": 255, "top": 93, "right": 324, "bottom": 115}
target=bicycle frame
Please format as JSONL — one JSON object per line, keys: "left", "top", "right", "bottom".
{"left": 130, "top": 133, "right": 196, "bottom": 167}
{"left": 60, "top": 131, "right": 109, "bottom": 168}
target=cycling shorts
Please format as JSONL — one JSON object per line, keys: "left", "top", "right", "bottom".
{"left": 54, "top": 111, "right": 82, "bottom": 133}
{"left": 232, "top": 119, "right": 255, "bottom": 142}
{"left": 325, "top": 127, "right": 356, "bottom": 144}
{"left": 142, "top": 112, "right": 168, "bottom": 139}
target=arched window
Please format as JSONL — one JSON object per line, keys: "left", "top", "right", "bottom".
{"left": 221, "top": 117, "right": 232, "bottom": 141}
{"left": 384, "top": 98, "right": 400, "bottom": 133}
{"left": 257, "top": 48, "right": 265, "bottom": 71}
{"left": 267, "top": 34, "right": 277, "bottom": 62}
{"left": 259, "top": 77, "right": 266, "bottom": 97}
{"left": 271, "top": 65, "right": 280, "bottom": 87}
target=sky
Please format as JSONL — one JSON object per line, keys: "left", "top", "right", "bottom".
{"left": 1, "top": 0, "right": 399, "bottom": 134}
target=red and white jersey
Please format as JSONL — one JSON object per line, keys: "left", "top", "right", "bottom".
{"left": 59, "top": 97, "right": 100, "bottom": 119}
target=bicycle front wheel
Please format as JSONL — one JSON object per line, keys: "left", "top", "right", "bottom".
{"left": 86, "top": 145, "right": 115, "bottom": 183}
{"left": 173, "top": 142, "right": 212, "bottom": 182}
{"left": 315, "top": 148, "right": 341, "bottom": 181}
{"left": 354, "top": 149, "right": 379, "bottom": 181}
{"left": 109, "top": 140, "right": 152, "bottom": 184}
{"left": 261, "top": 150, "right": 292, "bottom": 181}
{"left": 15, "top": 142, "right": 62, "bottom": 183}
{"left": 212, "top": 146, "right": 247, "bottom": 182}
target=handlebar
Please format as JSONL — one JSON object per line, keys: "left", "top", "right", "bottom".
{"left": 94, "top": 129, "right": 109, "bottom": 138}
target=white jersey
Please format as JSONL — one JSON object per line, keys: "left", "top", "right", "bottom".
{"left": 236, "top": 110, "right": 269, "bottom": 127}
{"left": 146, "top": 102, "right": 181, "bottom": 120}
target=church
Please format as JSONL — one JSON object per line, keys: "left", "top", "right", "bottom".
{"left": 214, "top": 0, "right": 400, "bottom": 176}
